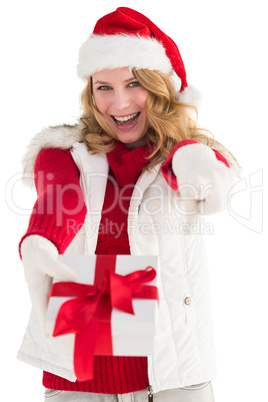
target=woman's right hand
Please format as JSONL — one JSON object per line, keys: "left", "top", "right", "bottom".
{"left": 21, "top": 235, "right": 77, "bottom": 334}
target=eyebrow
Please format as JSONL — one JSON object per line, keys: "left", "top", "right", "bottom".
{"left": 93, "top": 76, "right": 136, "bottom": 85}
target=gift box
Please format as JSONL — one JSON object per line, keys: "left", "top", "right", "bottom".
{"left": 46, "top": 254, "right": 159, "bottom": 381}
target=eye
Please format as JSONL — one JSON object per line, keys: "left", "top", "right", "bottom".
{"left": 129, "top": 81, "right": 140, "bottom": 88}
{"left": 97, "top": 85, "right": 111, "bottom": 90}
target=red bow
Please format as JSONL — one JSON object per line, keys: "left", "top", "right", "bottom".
{"left": 49, "top": 264, "right": 158, "bottom": 381}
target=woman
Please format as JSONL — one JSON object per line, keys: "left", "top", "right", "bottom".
{"left": 18, "top": 7, "right": 239, "bottom": 402}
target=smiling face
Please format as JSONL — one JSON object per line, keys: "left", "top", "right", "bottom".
{"left": 92, "top": 68, "right": 149, "bottom": 148}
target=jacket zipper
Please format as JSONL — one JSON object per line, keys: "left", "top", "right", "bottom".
{"left": 129, "top": 180, "right": 157, "bottom": 393}
{"left": 147, "top": 385, "right": 153, "bottom": 401}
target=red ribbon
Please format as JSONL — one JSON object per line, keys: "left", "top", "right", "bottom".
{"left": 49, "top": 256, "right": 159, "bottom": 381}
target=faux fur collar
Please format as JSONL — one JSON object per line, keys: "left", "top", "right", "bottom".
{"left": 22, "top": 121, "right": 241, "bottom": 188}
{"left": 22, "top": 122, "right": 83, "bottom": 187}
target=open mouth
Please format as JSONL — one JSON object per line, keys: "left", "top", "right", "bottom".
{"left": 112, "top": 112, "right": 141, "bottom": 127}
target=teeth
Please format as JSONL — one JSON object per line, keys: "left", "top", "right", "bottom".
{"left": 114, "top": 113, "right": 138, "bottom": 122}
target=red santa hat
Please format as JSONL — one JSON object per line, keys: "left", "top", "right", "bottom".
{"left": 77, "top": 7, "right": 201, "bottom": 106}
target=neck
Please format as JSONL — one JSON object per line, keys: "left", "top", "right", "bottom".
{"left": 123, "top": 138, "right": 147, "bottom": 150}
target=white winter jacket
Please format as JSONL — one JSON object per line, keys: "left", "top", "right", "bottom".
{"left": 18, "top": 124, "right": 236, "bottom": 393}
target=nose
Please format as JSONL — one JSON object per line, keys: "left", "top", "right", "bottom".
{"left": 112, "top": 88, "right": 131, "bottom": 111}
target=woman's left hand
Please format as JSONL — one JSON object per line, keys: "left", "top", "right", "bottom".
{"left": 172, "top": 143, "right": 236, "bottom": 217}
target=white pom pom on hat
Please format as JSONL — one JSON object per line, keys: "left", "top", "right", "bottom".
{"left": 77, "top": 7, "right": 201, "bottom": 107}
{"left": 176, "top": 85, "right": 202, "bottom": 108}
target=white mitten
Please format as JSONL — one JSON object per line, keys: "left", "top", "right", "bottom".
{"left": 21, "top": 235, "right": 77, "bottom": 333}
{"left": 172, "top": 143, "right": 236, "bottom": 218}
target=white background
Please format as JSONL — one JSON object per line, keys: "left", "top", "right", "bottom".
{"left": 1, "top": 0, "right": 267, "bottom": 400}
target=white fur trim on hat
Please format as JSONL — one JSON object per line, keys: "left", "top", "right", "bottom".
{"left": 77, "top": 34, "right": 173, "bottom": 79}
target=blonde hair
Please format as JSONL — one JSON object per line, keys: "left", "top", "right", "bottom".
{"left": 80, "top": 69, "right": 235, "bottom": 170}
